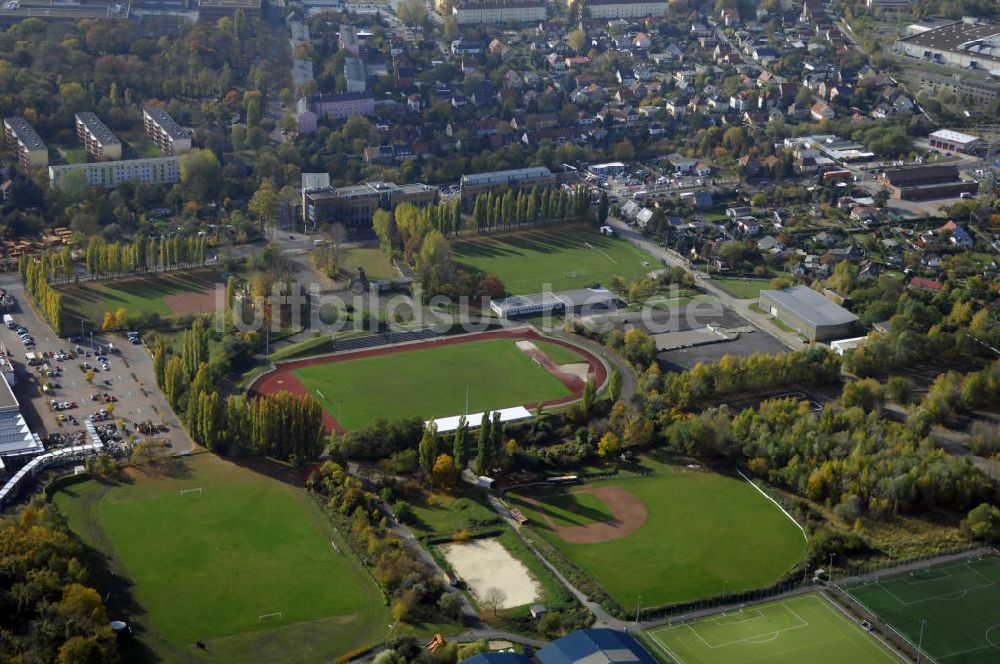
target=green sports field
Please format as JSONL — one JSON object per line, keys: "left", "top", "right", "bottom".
{"left": 60, "top": 268, "right": 221, "bottom": 326}
{"left": 506, "top": 460, "right": 807, "bottom": 608}
{"left": 452, "top": 225, "right": 657, "bottom": 294}
{"left": 713, "top": 278, "right": 772, "bottom": 299}
{"left": 292, "top": 338, "right": 575, "bottom": 430}
{"left": 845, "top": 554, "right": 1000, "bottom": 664}
{"left": 53, "top": 454, "right": 388, "bottom": 662}
{"left": 645, "top": 593, "right": 898, "bottom": 664}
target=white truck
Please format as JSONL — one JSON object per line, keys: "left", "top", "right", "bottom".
{"left": 3, "top": 314, "right": 13, "bottom": 329}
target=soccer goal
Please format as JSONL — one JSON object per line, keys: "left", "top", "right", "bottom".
{"left": 258, "top": 612, "right": 283, "bottom": 623}
{"left": 179, "top": 487, "right": 202, "bottom": 496}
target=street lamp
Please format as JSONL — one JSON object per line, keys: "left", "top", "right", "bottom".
{"left": 917, "top": 619, "right": 927, "bottom": 664}
{"left": 385, "top": 623, "right": 396, "bottom": 648}
{"left": 634, "top": 595, "right": 642, "bottom": 629}
{"left": 336, "top": 399, "right": 343, "bottom": 424}
{"left": 829, "top": 552, "right": 837, "bottom": 584}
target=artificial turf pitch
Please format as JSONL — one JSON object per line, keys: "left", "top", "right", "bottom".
{"left": 844, "top": 554, "right": 1000, "bottom": 664}
{"left": 53, "top": 454, "right": 388, "bottom": 661}
{"left": 645, "top": 593, "right": 898, "bottom": 664}
{"left": 506, "top": 460, "right": 807, "bottom": 607}
{"left": 452, "top": 225, "right": 657, "bottom": 294}
{"left": 292, "top": 338, "right": 574, "bottom": 430}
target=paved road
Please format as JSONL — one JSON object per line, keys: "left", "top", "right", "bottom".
{"left": 606, "top": 218, "right": 804, "bottom": 349}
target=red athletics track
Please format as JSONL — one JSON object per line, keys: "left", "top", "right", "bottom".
{"left": 248, "top": 328, "right": 608, "bottom": 433}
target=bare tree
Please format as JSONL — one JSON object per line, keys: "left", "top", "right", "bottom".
{"left": 481, "top": 587, "right": 507, "bottom": 616}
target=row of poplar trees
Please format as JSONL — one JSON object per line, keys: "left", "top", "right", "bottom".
{"left": 84, "top": 235, "right": 208, "bottom": 278}
{"left": 152, "top": 319, "right": 324, "bottom": 465}
{"left": 19, "top": 255, "right": 63, "bottom": 332}
{"left": 471, "top": 185, "right": 590, "bottom": 233}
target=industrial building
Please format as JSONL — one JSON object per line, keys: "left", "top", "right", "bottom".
{"left": 452, "top": 0, "right": 547, "bottom": 25}
{"left": 875, "top": 164, "right": 978, "bottom": 200}
{"left": 895, "top": 18, "right": 1000, "bottom": 69}
{"left": 49, "top": 156, "right": 181, "bottom": 188}
{"left": 2, "top": 116, "right": 48, "bottom": 169}
{"left": 142, "top": 108, "right": 192, "bottom": 156}
{"left": 296, "top": 92, "right": 375, "bottom": 135}
{"left": 916, "top": 70, "right": 1000, "bottom": 104}
{"left": 344, "top": 57, "right": 367, "bottom": 93}
{"left": 583, "top": 0, "right": 667, "bottom": 19}
{"left": 759, "top": 286, "right": 860, "bottom": 342}
{"left": 75, "top": 112, "right": 121, "bottom": 160}
{"left": 464, "top": 630, "right": 656, "bottom": 664}
{"left": 459, "top": 166, "right": 555, "bottom": 208}
{"left": 928, "top": 129, "right": 983, "bottom": 154}
{"left": 198, "top": 0, "right": 261, "bottom": 22}
{"left": 303, "top": 181, "right": 438, "bottom": 234}
{"left": 0, "top": 374, "right": 44, "bottom": 487}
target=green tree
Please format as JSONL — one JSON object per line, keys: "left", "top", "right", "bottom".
{"left": 475, "top": 412, "right": 492, "bottom": 475}
{"left": 453, "top": 415, "right": 469, "bottom": 470}
{"left": 961, "top": 503, "right": 1000, "bottom": 542}
{"left": 609, "top": 367, "right": 622, "bottom": 401}
{"left": 582, "top": 378, "right": 596, "bottom": 411}
{"left": 598, "top": 191, "right": 609, "bottom": 224}
{"left": 418, "top": 423, "right": 439, "bottom": 475}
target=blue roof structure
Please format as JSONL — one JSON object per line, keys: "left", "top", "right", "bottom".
{"left": 536, "top": 629, "right": 658, "bottom": 664}
{"left": 464, "top": 653, "right": 533, "bottom": 664}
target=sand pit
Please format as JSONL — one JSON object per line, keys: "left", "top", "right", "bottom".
{"left": 440, "top": 538, "right": 541, "bottom": 609}
{"left": 164, "top": 286, "right": 220, "bottom": 316}
{"left": 559, "top": 362, "right": 591, "bottom": 381}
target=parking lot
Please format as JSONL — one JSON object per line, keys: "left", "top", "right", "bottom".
{"left": 0, "top": 280, "right": 191, "bottom": 455}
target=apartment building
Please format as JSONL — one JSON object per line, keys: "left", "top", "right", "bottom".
{"left": 459, "top": 166, "right": 555, "bottom": 208}
{"left": 74, "top": 112, "right": 121, "bottom": 160}
{"left": 49, "top": 157, "right": 181, "bottom": 188}
{"left": 296, "top": 92, "right": 375, "bottom": 134}
{"left": 142, "top": 108, "right": 192, "bottom": 156}
{"left": 2, "top": 117, "right": 48, "bottom": 169}
{"left": 303, "top": 181, "right": 438, "bottom": 234}
{"left": 452, "top": 0, "right": 546, "bottom": 25}
{"left": 583, "top": 0, "right": 667, "bottom": 19}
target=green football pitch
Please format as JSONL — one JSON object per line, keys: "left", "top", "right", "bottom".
{"left": 292, "top": 338, "right": 574, "bottom": 430}
{"left": 845, "top": 554, "right": 1000, "bottom": 664}
{"left": 452, "top": 225, "right": 657, "bottom": 294}
{"left": 506, "top": 460, "right": 807, "bottom": 607}
{"left": 645, "top": 593, "right": 899, "bottom": 664}
{"left": 53, "top": 454, "right": 388, "bottom": 662}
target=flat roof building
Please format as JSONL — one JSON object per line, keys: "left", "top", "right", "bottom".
{"left": 142, "top": 108, "right": 192, "bottom": 156}
{"left": 583, "top": 0, "right": 667, "bottom": 19}
{"left": 490, "top": 292, "right": 564, "bottom": 318}
{"left": 895, "top": 18, "right": 1000, "bottom": 69}
{"left": 537, "top": 629, "right": 659, "bottom": 664}
{"left": 588, "top": 162, "right": 627, "bottom": 176}
{"left": 928, "top": 129, "right": 982, "bottom": 154}
{"left": 876, "top": 164, "right": 978, "bottom": 200}
{"left": 459, "top": 166, "right": 555, "bottom": 208}
{"left": 297, "top": 92, "right": 376, "bottom": 135}
{"left": 2, "top": 117, "right": 48, "bottom": 169}
{"left": 344, "top": 57, "right": 367, "bottom": 93}
{"left": 452, "top": 0, "right": 546, "bottom": 25}
{"left": 759, "top": 285, "right": 859, "bottom": 341}
{"left": 75, "top": 112, "right": 121, "bottom": 161}
{"left": 198, "top": 0, "right": 261, "bottom": 21}
{"left": 303, "top": 181, "right": 438, "bottom": 234}
{"left": 49, "top": 156, "right": 181, "bottom": 188}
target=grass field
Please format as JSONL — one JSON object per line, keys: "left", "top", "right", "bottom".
{"left": 452, "top": 225, "right": 657, "bottom": 294}
{"left": 293, "top": 338, "right": 573, "bottom": 430}
{"left": 506, "top": 459, "right": 806, "bottom": 607}
{"left": 53, "top": 454, "right": 389, "bottom": 662}
{"left": 60, "top": 268, "right": 222, "bottom": 326}
{"left": 406, "top": 489, "right": 502, "bottom": 539}
{"left": 844, "top": 554, "right": 1000, "bottom": 664}
{"left": 714, "top": 278, "right": 772, "bottom": 299}
{"left": 533, "top": 339, "right": 587, "bottom": 365}
{"left": 340, "top": 246, "right": 396, "bottom": 280}
{"left": 645, "top": 593, "right": 898, "bottom": 664}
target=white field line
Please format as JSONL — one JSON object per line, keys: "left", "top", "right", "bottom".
{"left": 736, "top": 470, "right": 807, "bottom": 541}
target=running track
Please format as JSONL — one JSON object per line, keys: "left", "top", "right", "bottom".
{"left": 248, "top": 328, "right": 608, "bottom": 433}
